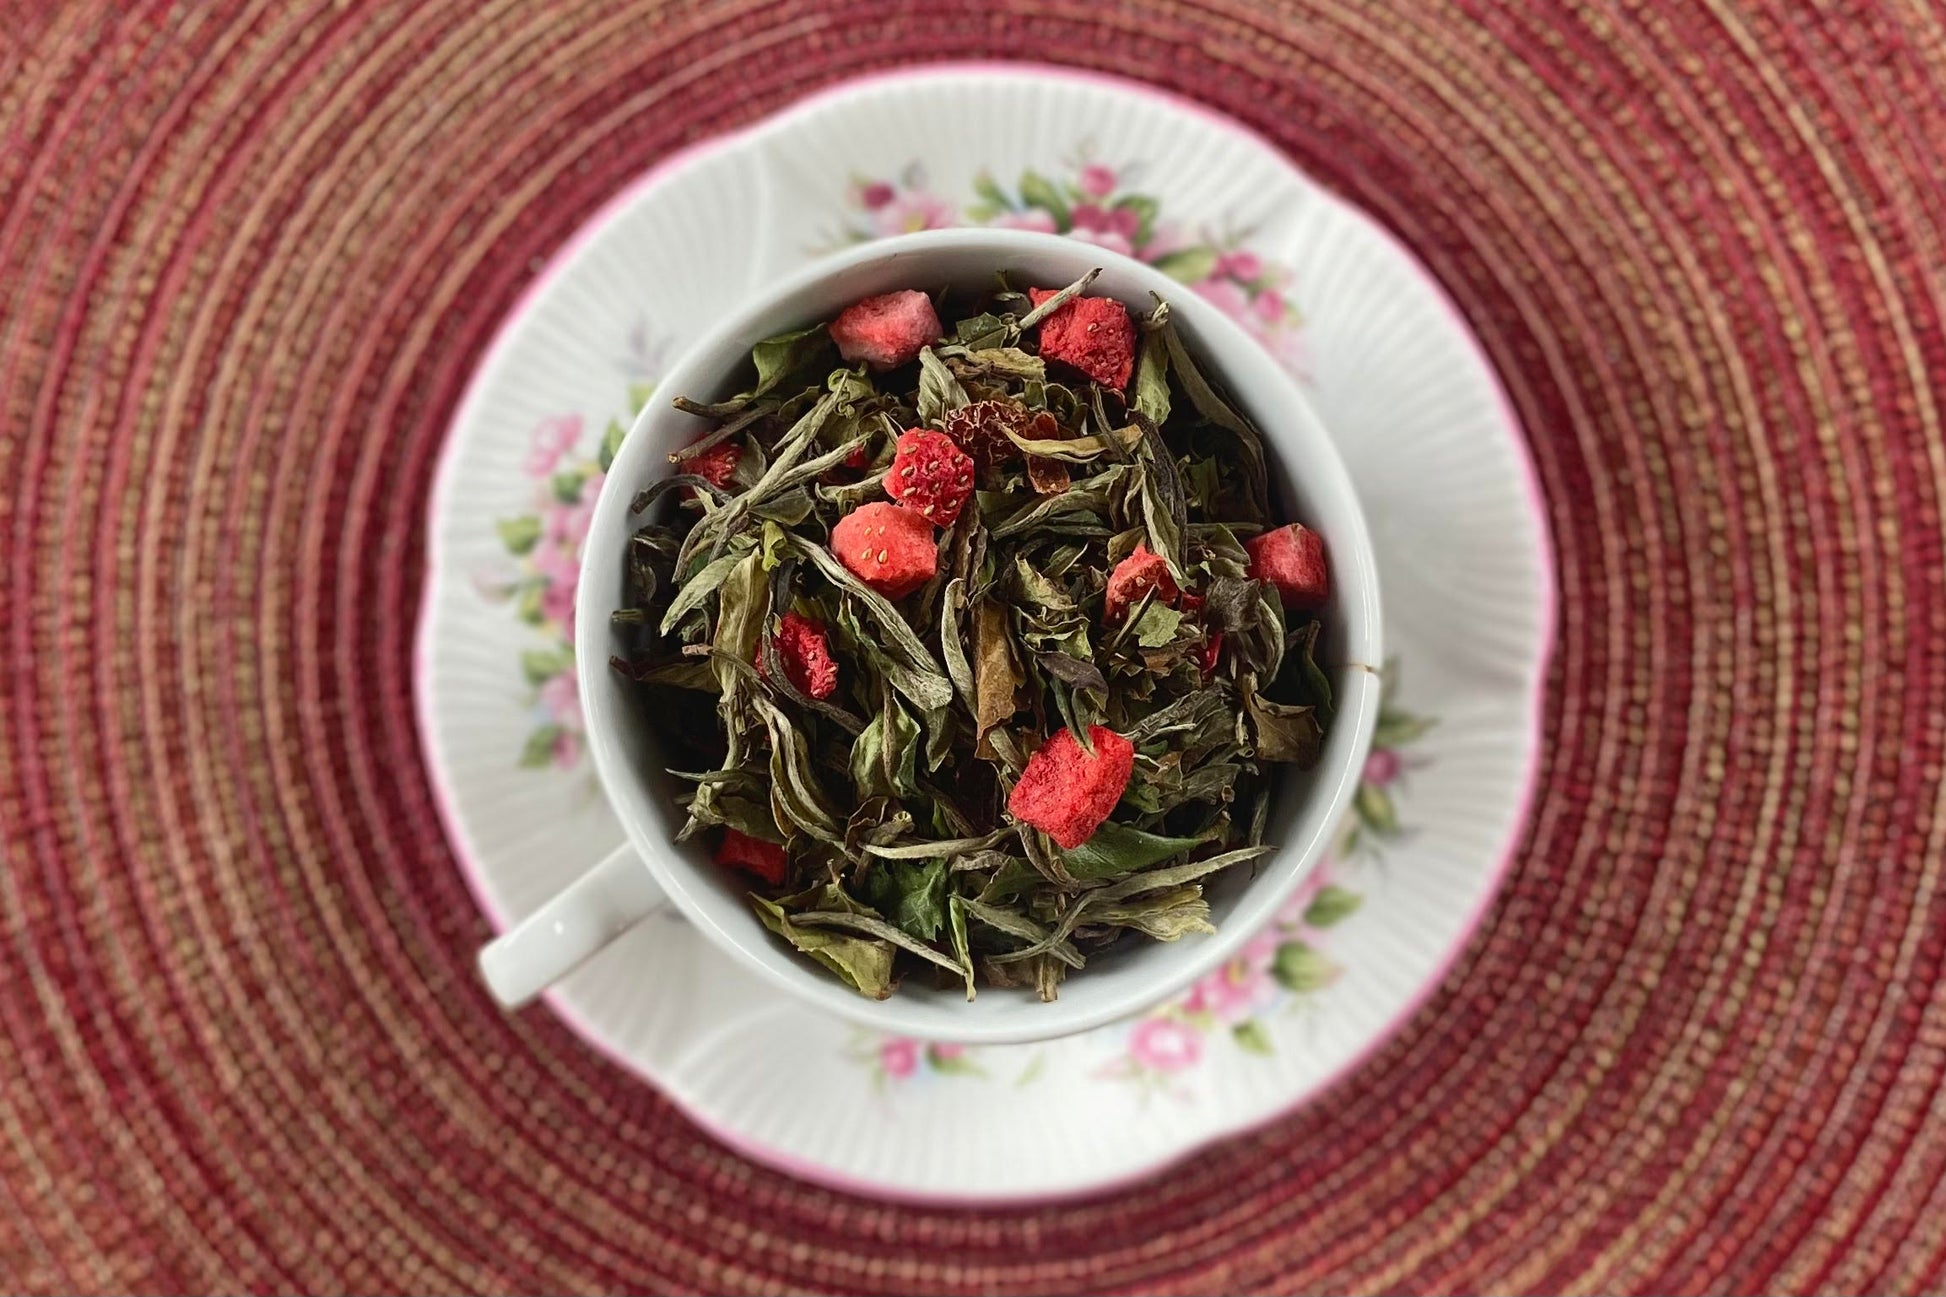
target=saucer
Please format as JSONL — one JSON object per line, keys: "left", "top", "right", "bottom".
{"left": 415, "top": 64, "right": 1554, "bottom": 1202}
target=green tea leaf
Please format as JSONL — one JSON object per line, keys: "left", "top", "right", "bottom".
{"left": 1302, "top": 885, "right": 1363, "bottom": 928}
{"left": 947, "top": 894, "right": 976, "bottom": 1000}
{"left": 1093, "top": 886, "right": 1214, "bottom": 940}
{"left": 658, "top": 551, "right": 744, "bottom": 635}
{"left": 1247, "top": 690, "right": 1322, "bottom": 766}
{"left": 1131, "top": 328, "right": 1171, "bottom": 426}
{"left": 1060, "top": 822, "right": 1208, "bottom": 879}
{"left": 954, "top": 312, "right": 1011, "bottom": 349}
{"left": 860, "top": 856, "right": 949, "bottom": 942}
{"left": 1003, "top": 422, "right": 1143, "bottom": 464}
{"left": 752, "top": 897, "right": 896, "bottom": 999}
{"left": 916, "top": 347, "right": 971, "bottom": 425}
{"left": 751, "top": 324, "right": 830, "bottom": 392}
{"left": 1131, "top": 602, "right": 1184, "bottom": 649}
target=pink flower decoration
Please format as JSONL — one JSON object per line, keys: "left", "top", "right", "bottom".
{"left": 525, "top": 414, "right": 583, "bottom": 478}
{"left": 880, "top": 1037, "right": 919, "bottom": 1078}
{"left": 538, "top": 669, "right": 580, "bottom": 725}
{"left": 930, "top": 1042, "right": 965, "bottom": 1061}
{"left": 1253, "top": 291, "right": 1287, "bottom": 324}
{"left": 1128, "top": 1017, "right": 1202, "bottom": 1073}
{"left": 1218, "top": 250, "right": 1263, "bottom": 281}
{"left": 1364, "top": 748, "right": 1401, "bottom": 787}
{"left": 470, "top": 563, "right": 517, "bottom": 601}
{"left": 1079, "top": 164, "right": 1117, "bottom": 198}
{"left": 993, "top": 209, "right": 1059, "bottom": 234}
{"left": 543, "top": 473, "right": 603, "bottom": 548}
{"left": 859, "top": 180, "right": 896, "bottom": 210}
{"left": 1070, "top": 203, "right": 1140, "bottom": 242}
{"left": 1183, "top": 959, "right": 1275, "bottom": 1025}
{"left": 540, "top": 581, "right": 576, "bottom": 636}
{"left": 1068, "top": 226, "right": 1134, "bottom": 258}
{"left": 551, "top": 729, "right": 582, "bottom": 768}
{"left": 874, "top": 192, "right": 957, "bottom": 235}
{"left": 1195, "top": 277, "right": 1251, "bottom": 320}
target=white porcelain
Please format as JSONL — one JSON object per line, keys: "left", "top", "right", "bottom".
{"left": 478, "top": 228, "right": 1383, "bottom": 1044}
{"left": 418, "top": 65, "right": 1553, "bottom": 1200}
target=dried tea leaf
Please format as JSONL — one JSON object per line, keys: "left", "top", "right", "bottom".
{"left": 1131, "top": 322, "right": 1171, "bottom": 426}
{"left": 1092, "top": 885, "right": 1214, "bottom": 940}
{"left": 973, "top": 600, "right": 1023, "bottom": 745}
{"left": 1246, "top": 689, "right": 1323, "bottom": 766}
{"left": 859, "top": 856, "right": 950, "bottom": 942}
{"left": 752, "top": 897, "right": 896, "bottom": 999}
{"left": 1036, "top": 652, "right": 1106, "bottom": 694}
{"left": 1003, "top": 423, "right": 1144, "bottom": 463}
{"left": 917, "top": 347, "right": 971, "bottom": 425}
{"left": 1060, "top": 822, "right": 1209, "bottom": 879}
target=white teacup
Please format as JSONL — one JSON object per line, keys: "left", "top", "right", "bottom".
{"left": 478, "top": 228, "right": 1381, "bottom": 1045}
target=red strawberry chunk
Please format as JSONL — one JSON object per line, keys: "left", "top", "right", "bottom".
{"left": 1245, "top": 523, "right": 1329, "bottom": 609}
{"left": 1104, "top": 542, "right": 1179, "bottom": 623}
{"left": 716, "top": 829, "right": 788, "bottom": 886}
{"left": 770, "top": 611, "right": 839, "bottom": 699}
{"left": 1028, "top": 288, "right": 1136, "bottom": 390}
{"left": 832, "top": 501, "right": 937, "bottom": 599}
{"left": 689, "top": 439, "right": 740, "bottom": 488}
{"left": 830, "top": 290, "right": 942, "bottom": 369}
{"left": 1007, "top": 725, "right": 1136, "bottom": 850}
{"left": 885, "top": 429, "right": 975, "bottom": 526}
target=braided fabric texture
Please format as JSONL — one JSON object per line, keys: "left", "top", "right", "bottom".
{"left": 4, "top": 2, "right": 1945, "bottom": 1291}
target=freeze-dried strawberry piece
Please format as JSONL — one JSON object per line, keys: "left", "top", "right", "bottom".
{"left": 1245, "top": 523, "right": 1329, "bottom": 609}
{"left": 832, "top": 501, "right": 937, "bottom": 599}
{"left": 884, "top": 429, "right": 975, "bottom": 526}
{"left": 1028, "top": 288, "right": 1136, "bottom": 390}
{"left": 941, "top": 398, "right": 1053, "bottom": 466}
{"left": 1104, "top": 542, "right": 1179, "bottom": 623}
{"left": 688, "top": 439, "right": 740, "bottom": 488}
{"left": 716, "top": 829, "right": 788, "bottom": 886}
{"left": 830, "top": 290, "right": 942, "bottom": 369}
{"left": 1007, "top": 725, "right": 1136, "bottom": 850}
{"left": 769, "top": 611, "right": 838, "bottom": 700}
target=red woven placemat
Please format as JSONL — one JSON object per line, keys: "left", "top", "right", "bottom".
{"left": 5, "top": 1, "right": 1945, "bottom": 1292}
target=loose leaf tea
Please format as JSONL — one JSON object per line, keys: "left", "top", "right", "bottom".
{"left": 611, "top": 272, "right": 1336, "bottom": 1001}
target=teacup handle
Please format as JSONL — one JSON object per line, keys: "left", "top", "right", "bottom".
{"left": 477, "top": 844, "right": 668, "bottom": 1008}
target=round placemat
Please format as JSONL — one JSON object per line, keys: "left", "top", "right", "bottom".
{"left": 5, "top": 2, "right": 1944, "bottom": 1293}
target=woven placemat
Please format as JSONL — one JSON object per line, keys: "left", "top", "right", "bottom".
{"left": 5, "top": 1, "right": 1945, "bottom": 1292}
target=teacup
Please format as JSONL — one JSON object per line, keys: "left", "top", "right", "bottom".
{"left": 478, "top": 228, "right": 1381, "bottom": 1045}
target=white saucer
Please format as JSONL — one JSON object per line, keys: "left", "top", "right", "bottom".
{"left": 416, "top": 64, "right": 1554, "bottom": 1203}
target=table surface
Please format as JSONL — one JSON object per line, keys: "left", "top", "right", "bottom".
{"left": 5, "top": 2, "right": 1946, "bottom": 1293}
